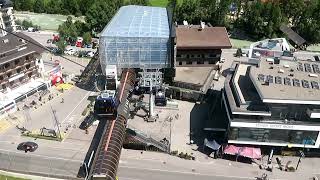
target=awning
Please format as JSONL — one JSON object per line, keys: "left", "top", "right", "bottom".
{"left": 204, "top": 138, "right": 221, "bottom": 151}
{"left": 223, "top": 145, "right": 261, "bottom": 159}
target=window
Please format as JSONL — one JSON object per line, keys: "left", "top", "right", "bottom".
{"left": 229, "top": 127, "right": 318, "bottom": 145}
{"left": 186, "top": 61, "right": 192, "bottom": 65}
{"left": 7, "top": 72, "right": 12, "bottom": 78}
{"left": 209, "top": 60, "right": 215, "bottom": 64}
{"left": 0, "top": 76, "right": 3, "bottom": 80}
{"left": 201, "top": 54, "right": 205, "bottom": 58}
{"left": 28, "top": 72, "right": 32, "bottom": 77}
{"left": 15, "top": 59, "right": 20, "bottom": 65}
{"left": 186, "top": 54, "right": 190, "bottom": 58}
{"left": 209, "top": 54, "right": 216, "bottom": 58}
{"left": 0, "top": 53, "right": 5, "bottom": 58}
{"left": 17, "top": 68, "right": 21, "bottom": 73}
{"left": 176, "top": 54, "right": 182, "bottom": 58}
{"left": 26, "top": 64, "right": 30, "bottom": 69}
{"left": 178, "top": 61, "right": 182, "bottom": 66}
{"left": 4, "top": 63, "right": 9, "bottom": 69}
{"left": 2, "top": 84, "right": 6, "bottom": 89}
{"left": 190, "top": 55, "right": 194, "bottom": 58}
{"left": 197, "top": 61, "right": 204, "bottom": 64}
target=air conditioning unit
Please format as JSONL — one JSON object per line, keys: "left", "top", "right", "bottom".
{"left": 278, "top": 69, "right": 284, "bottom": 73}
{"left": 309, "top": 73, "right": 318, "bottom": 78}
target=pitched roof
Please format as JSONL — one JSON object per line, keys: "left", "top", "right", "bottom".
{"left": 0, "top": 32, "right": 45, "bottom": 65}
{"left": 280, "top": 24, "right": 306, "bottom": 46}
{"left": 176, "top": 26, "right": 232, "bottom": 49}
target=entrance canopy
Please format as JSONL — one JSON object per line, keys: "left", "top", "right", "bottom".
{"left": 224, "top": 145, "right": 261, "bottom": 159}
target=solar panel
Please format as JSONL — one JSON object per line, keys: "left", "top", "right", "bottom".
{"left": 258, "top": 74, "right": 265, "bottom": 82}
{"left": 304, "top": 63, "right": 312, "bottom": 73}
{"left": 312, "top": 64, "right": 320, "bottom": 74}
{"left": 284, "top": 77, "right": 291, "bottom": 86}
{"left": 293, "top": 79, "right": 300, "bottom": 87}
{"left": 275, "top": 76, "right": 282, "bottom": 84}
{"left": 311, "top": 81, "right": 319, "bottom": 89}
{"left": 302, "top": 80, "right": 310, "bottom": 88}
{"left": 266, "top": 75, "right": 273, "bottom": 83}
{"left": 297, "top": 62, "right": 303, "bottom": 71}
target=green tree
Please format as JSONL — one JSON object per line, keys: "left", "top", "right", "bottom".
{"left": 58, "top": 16, "right": 78, "bottom": 39}
{"left": 56, "top": 37, "right": 67, "bottom": 54}
{"left": 86, "top": 0, "right": 121, "bottom": 33}
{"left": 83, "top": 32, "right": 92, "bottom": 45}
{"left": 33, "top": 0, "right": 45, "bottom": 13}
{"left": 46, "top": 0, "right": 63, "bottom": 14}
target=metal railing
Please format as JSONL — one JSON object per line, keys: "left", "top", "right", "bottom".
{"left": 126, "top": 125, "right": 170, "bottom": 153}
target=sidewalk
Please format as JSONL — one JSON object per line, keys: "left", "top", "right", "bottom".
{"left": 121, "top": 149, "right": 320, "bottom": 180}
{"left": 0, "top": 170, "right": 63, "bottom": 180}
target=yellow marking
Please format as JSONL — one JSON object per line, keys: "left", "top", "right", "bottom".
{"left": 0, "top": 119, "right": 11, "bottom": 133}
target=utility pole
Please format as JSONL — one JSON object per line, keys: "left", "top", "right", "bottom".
{"left": 50, "top": 105, "right": 62, "bottom": 139}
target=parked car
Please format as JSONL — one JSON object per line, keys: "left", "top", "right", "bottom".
{"left": 17, "top": 142, "right": 38, "bottom": 153}
{"left": 86, "top": 51, "right": 95, "bottom": 58}
{"left": 86, "top": 44, "right": 92, "bottom": 48}
{"left": 64, "top": 48, "right": 76, "bottom": 55}
{"left": 79, "top": 113, "right": 95, "bottom": 130}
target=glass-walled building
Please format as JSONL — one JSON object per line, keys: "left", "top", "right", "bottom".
{"left": 223, "top": 56, "right": 320, "bottom": 148}
{"left": 99, "top": 5, "right": 170, "bottom": 72}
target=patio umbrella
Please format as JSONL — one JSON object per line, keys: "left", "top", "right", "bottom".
{"left": 223, "top": 145, "right": 240, "bottom": 155}
{"left": 239, "top": 147, "right": 262, "bottom": 159}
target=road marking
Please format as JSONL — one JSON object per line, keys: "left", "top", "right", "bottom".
{"left": 0, "top": 148, "right": 83, "bottom": 163}
{"left": 61, "top": 91, "right": 90, "bottom": 125}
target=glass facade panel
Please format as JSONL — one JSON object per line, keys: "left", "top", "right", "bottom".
{"left": 229, "top": 127, "right": 318, "bottom": 145}
{"left": 99, "top": 6, "right": 170, "bottom": 71}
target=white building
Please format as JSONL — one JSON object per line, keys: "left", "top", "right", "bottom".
{"left": 0, "top": 0, "right": 16, "bottom": 37}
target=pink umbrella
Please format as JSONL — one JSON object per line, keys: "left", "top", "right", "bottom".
{"left": 239, "top": 147, "right": 262, "bottom": 159}
{"left": 223, "top": 145, "right": 240, "bottom": 155}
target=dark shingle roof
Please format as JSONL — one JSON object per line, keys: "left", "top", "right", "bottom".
{"left": 280, "top": 24, "right": 306, "bottom": 46}
{"left": 176, "top": 26, "right": 232, "bottom": 49}
{"left": 0, "top": 32, "right": 45, "bottom": 65}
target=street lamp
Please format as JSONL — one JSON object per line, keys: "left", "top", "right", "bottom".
{"left": 296, "top": 136, "right": 315, "bottom": 170}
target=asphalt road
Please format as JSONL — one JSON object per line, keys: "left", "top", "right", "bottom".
{"left": 118, "top": 166, "right": 252, "bottom": 180}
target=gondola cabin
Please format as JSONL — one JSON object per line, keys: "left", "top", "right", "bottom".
{"left": 94, "top": 90, "right": 117, "bottom": 118}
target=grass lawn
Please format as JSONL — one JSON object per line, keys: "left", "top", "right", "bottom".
{"left": 229, "top": 38, "right": 253, "bottom": 49}
{"left": 15, "top": 11, "right": 84, "bottom": 31}
{"left": 0, "top": 174, "right": 29, "bottom": 180}
{"left": 307, "top": 44, "right": 320, "bottom": 52}
{"left": 149, "top": 0, "right": 184, "bottom": 7}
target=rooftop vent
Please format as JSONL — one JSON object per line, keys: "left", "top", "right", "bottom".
{"left": 309, "top": 73, "right": 318, "bottom": 78}
{"left": 278, "top": 69, "right": 284, "bottom": 73}
{"left": 2, "top": 39, "right": 9, "bottom": 43}
{"left": 283, "top": 64, "right": 290, "bottom": 68}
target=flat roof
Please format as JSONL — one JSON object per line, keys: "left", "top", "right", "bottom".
{"left": 250, "top": 58, "right": 320, "bottom": 104}
{"left": 174, "top": 67, "right": 213, "bottom": 86}
{"left": 176, "top": 26, "right": 232, "bottom": 49}
{"left": 101, "top": 5, "right": 169, "bottom": 38}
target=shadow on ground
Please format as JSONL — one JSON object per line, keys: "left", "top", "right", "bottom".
{"left": 77, "top": 120, "right": 106, "bottom": 178}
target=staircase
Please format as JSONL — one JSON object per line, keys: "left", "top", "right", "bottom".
{"left": 125, "top": 127, "right": 170, "bottom": 153}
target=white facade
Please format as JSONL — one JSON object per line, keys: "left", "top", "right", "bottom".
{"left": 0, "top": 5, "right": 16, "bottom": 37}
